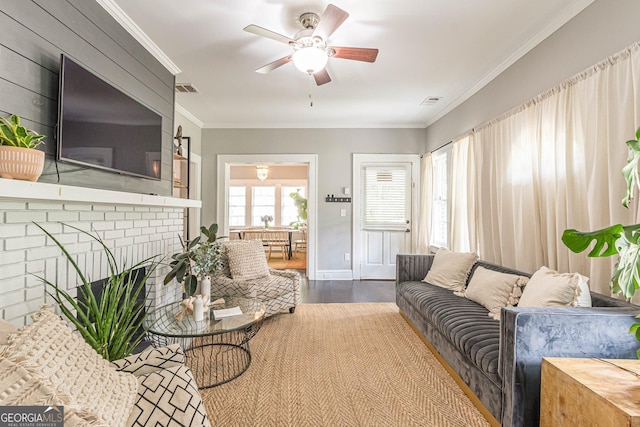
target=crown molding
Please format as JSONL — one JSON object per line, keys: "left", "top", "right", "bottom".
{"left": 175, "top": 104, "right": 204, "bottom": 128}
{"left": 96, "top": 0, "right": 182, "bottom": 75}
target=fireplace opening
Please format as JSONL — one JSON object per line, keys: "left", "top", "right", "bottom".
{"left": 76, "top": 266, "right": 148, "bottom": 353}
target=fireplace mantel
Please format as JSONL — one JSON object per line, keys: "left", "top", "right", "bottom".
{"left": 0, "top": 179, "right": 201, "bottom": 208}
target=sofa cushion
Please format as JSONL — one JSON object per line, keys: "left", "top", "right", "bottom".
{"left": 457, "top": 266, "right": 529, "bottom": 320}
{"left": 398, "top": 281, "right": 501, "bottom": 383}
{"left": 518, "top": 266, "right": 588, "bottom": 307}
{"left": 0, "top": 306, "right": 137, "bottom": 426}
{"left": 423, "top": 248, "right": 477, "bottom": 292}
{"left": 224, "top": 240, "right": 270, "bottom": 280}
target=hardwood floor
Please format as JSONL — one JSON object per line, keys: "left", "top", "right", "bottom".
{"left": 300, "top": 277, "right": 396, "bottom": 304}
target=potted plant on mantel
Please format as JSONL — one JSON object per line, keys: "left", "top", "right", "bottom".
{"left": 0, "top": 114, "right": 46, "bottom": 182}
{"left": 562, "top": 126, "right": 640, "bottom": 355}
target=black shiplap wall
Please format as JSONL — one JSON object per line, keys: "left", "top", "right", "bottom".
{"left": 0, "top": 0, "right": 175, "bottom": 196}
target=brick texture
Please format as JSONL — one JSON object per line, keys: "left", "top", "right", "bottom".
{"left": 0, "top": 202, "right": 185, "bottom": 326}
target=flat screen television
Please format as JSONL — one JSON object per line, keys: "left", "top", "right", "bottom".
{"left": 57, "top": 54, "right": 162, "bottom": 180}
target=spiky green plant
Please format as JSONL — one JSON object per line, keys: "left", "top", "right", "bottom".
{"left": 0, "top": 115, "right": 45, "bottom": 148}
{"left": 33, "top": 222, "right": 160, "bottom": 361}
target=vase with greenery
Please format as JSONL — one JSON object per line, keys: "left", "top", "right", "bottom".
{"left": 0, "top": 114, "right": 46, "bottom": 181}
{"left": 33, "top": 222, "right": 160, "bottom": 362}
{"left": 289, "top": 189, "right": 307, "bottom": 229}
{"left": 562, "top": 126, "right": 640, "bottom": 355}
{"left": 164, "top": 223, "right": 224, "bottom": 297}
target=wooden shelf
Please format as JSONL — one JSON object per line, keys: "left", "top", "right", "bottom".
{"left": 173, "top": 153, "right": 188, "bottom": 161}
{"left": 173, "top": 184, "right": 187, "bottom": 189}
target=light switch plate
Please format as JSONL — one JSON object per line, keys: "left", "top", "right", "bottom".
{"left": 340, "top": 208, "right": 346, "bottom": 217}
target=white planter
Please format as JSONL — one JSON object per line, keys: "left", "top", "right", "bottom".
{"left": 0, "top": 146, "right": 45, "bottom": 182}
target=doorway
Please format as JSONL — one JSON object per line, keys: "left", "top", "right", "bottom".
{"left": 217, "top": 154, "right": 318, "bottom": 280}
{"left": 352, "top": 154, "right": 420, "bottom": 280}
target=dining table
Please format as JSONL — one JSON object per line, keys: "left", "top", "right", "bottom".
{"left": 230, "top": 228, "right": 296, "bottom": 259}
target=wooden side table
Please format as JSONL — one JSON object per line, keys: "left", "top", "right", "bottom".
{"left": 540, "top": 357, "right": 640, "bottom": 427}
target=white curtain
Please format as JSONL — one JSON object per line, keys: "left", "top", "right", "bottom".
{"left": 417, "top": 153, "right": 433, "bottom": 253}
{"left": 450, "top": 134, "right": 476, "bottom": 253}
{"left": 470, "top": 42, "right": 640, "bottom": 296}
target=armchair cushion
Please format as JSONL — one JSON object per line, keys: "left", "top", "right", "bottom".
{"left": 127, "top": 364, "right": 210, "bottom": 427}
{"left": 111, "top": 344, "right": 185, "bottom": 376}
{"left": 224, "top": 240, "right": 270, "bottom": 280}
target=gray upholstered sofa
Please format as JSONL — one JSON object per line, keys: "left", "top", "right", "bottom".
{"left": 396, "top": 254, "right": 640, "bottom": 427}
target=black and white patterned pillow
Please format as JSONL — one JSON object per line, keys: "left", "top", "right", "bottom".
{"left": 127, "top": 365, "right": 211, "bottom": 427}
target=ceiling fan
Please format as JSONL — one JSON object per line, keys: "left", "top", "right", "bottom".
{"left": 244, "top": 4, "right": 379, "bottom": 86}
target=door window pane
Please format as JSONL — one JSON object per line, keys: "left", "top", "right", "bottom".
{"left": 363, "top": 166, "right": 408, "bottom": 228}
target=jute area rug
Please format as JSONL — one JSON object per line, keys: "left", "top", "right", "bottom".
{"left": 201, "top": 303, "right": 489, "bottom": 426}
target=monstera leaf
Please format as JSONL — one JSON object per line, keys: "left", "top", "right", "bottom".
{"left": 562, "top": 223, "right": 640, "bottom": 299}
{"left": 561, "top": 224, "right": 625, "bottom": 257}
{"left": 623, "top": 128, "right": 640, "bottom": 208}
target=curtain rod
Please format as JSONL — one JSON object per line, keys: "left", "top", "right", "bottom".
{"left": 423, "top": 140, "right": 452, "bottom": 157}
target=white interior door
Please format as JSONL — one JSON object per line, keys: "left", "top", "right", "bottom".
{"left": 355, "top": 158, "right": 418, "bottom": 279}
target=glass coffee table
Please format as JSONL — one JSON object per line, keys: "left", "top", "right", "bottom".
{"left": 144, "top": 296, "right": 266, "bottom": 388}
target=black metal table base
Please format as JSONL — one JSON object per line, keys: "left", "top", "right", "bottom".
{"left": 147, "top": 326, "right": 257, "bottom": 389}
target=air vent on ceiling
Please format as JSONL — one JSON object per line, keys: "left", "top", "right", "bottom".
{"left": 420, "top": 96, "right": 442, "bottom": 106}
{"left": 175, "top": 83, "right": 198, "bottom": 93}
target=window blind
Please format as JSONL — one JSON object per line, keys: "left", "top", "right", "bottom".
{"left": 363, "top": 166, "right": 408, "bottom": 228}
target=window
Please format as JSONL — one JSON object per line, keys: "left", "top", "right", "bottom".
{"left": 251, "top": 186, "right": 275, "bottom": 226}
{"left": 431, "top": 150, "right": 449, "bottom": 248}
{"left": 282, "top": 187, "right": 305, "bottom": 226}
{"left": 363, "top": 166, "right": 409, "bottom": 228}
{"left": 228, "top": 181, "right": 307, "bottom": 228}
{"left": 228, "top": 186, "right": 246, "bottom": 226}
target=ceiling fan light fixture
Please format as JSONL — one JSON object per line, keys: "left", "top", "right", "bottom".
{"left": 292, "top": 46, "right": 328, "bottom": 74}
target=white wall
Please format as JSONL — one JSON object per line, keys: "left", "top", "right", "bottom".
{"left": 201, "top": 128, "right": 424, "bottom": 271}
{"left": 425, "top": 0, "right": 640, "bottom": 149}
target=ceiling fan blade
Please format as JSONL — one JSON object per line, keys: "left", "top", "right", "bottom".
{"left": 331, "top": 47, "right": 379, "bottom": 63}
{"left": 313, "top": 68, "right": 331, "bottom": 86}
{"left": 244, "top": 24, "right": 295, "bottom": 45}
{"left": 313, "top": 4, "right": 349, "bottom": 41}
{"left": 255, "top": 56, "right": 292, "bottom": 74}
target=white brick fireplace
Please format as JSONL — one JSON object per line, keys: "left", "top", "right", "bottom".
{"left": 0, "top": 180, "right": 201, "bottom": 326}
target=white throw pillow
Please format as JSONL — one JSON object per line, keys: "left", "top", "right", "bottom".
{"left": 457, "top": 266, "right": 529, "bottom": 320}
{"left": 423, "top": 248, "right": 478, "bottom": 292}
{"left": 518, "top": 266, "right": 590, "bottom": 307}
{"left": 0, "top": 319, "right": 17, "bottom": 346}
{"left": 224, "top": 240, "right": 270, "bottom": 280}
{"left": 0, "top": 306, "right": 138, "bottom": 426}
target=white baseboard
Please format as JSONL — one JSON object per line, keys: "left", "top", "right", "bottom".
{"left": 315, "top": 270, "right": 354, "bottom": 280}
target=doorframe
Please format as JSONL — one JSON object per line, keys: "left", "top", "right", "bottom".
{"left": 352, "top": 154, "right": 421, "bottom": 280}
{"left": 217, "top": 154, "right": 318, "bottom": 280}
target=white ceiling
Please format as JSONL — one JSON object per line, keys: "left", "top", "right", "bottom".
{"left": 107, "top": 0, "right": 593, "bottom": 129}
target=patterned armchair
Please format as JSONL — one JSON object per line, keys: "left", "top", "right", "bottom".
{"left": 211, "top": 240, "right": 301, "bottom": 317}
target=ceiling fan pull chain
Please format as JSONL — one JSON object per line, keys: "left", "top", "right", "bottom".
{"left": 308, "top": 73, "right": 314, "bottom": 107}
